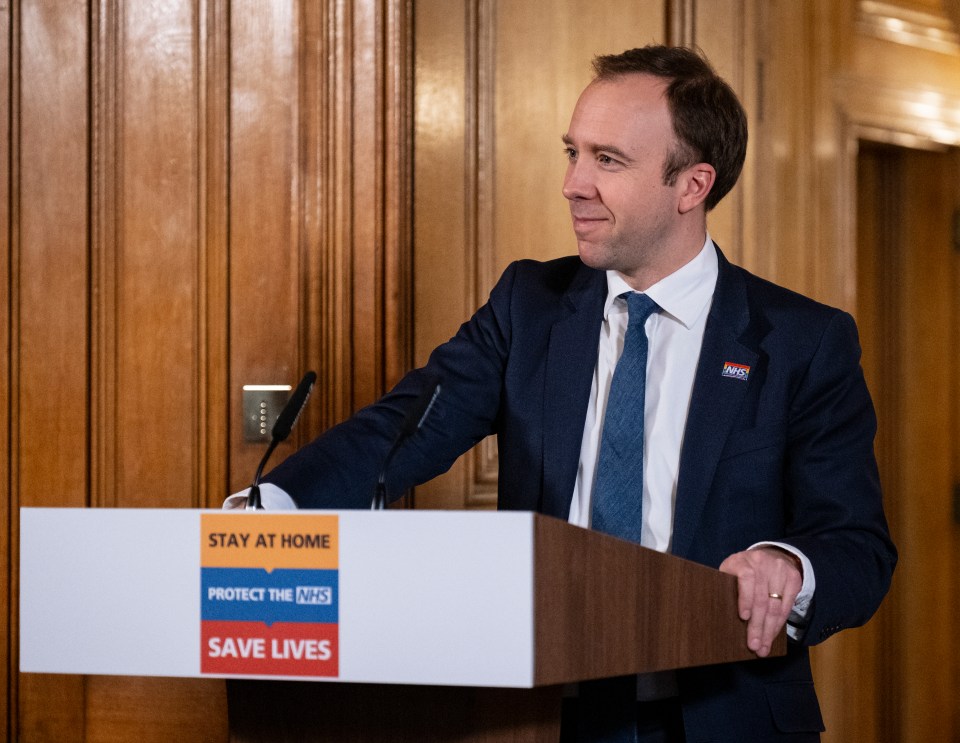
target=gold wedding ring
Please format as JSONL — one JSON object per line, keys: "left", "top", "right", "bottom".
{"left": 768, "top": 592, "right": 783, "bottom": 600}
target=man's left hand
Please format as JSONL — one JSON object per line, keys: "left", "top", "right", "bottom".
{"left": 718, "top": 547, "right": 803, "bottom": 657}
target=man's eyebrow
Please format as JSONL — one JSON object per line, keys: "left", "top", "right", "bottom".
{"left": 560, "top": 134, "right": 633, "bottom": 163}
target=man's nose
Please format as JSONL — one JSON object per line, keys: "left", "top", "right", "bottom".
{"left": 562, "top": 162, "right": 596, "bottom": 200}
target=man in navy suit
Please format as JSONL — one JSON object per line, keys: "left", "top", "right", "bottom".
{"left": 245, "top": 46, "right": 896, "bottom": 742}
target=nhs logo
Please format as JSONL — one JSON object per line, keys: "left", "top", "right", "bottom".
{"left": 296, "top": 586, "right": 333, "bottom": 605}
{"left": 721, "top": 361, "right": 751, "bottom": 382}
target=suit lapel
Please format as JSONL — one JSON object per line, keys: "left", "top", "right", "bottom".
{"left": 671, "top": 252, "right": 761, "bottom": 559}
{"left": 541, "top": 266, "right": 606, "bottom": 520}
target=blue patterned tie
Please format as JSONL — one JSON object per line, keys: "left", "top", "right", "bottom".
{"left": 580, "top": 292, "right": 659, "bottom": 743}
{"left": 592, "top": 291, "right": 659, "bottom": 543}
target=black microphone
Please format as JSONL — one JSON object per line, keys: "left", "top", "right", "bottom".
{"left": 246, "top": 371, "right": 317, "bottom": 510}
{"left": 372, "top": 375, "right": 441, "bottom": 510}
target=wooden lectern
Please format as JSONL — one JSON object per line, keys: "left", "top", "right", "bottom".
{"left": 19, "top": 508, "right": 783, "bottom": 743}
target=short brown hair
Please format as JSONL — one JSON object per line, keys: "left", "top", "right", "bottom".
{"left": 592, "top": 45, "right": 747, "bottom": 211}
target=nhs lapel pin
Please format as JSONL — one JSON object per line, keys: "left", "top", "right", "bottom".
{"left": 721, "top": 361, "right": 751, "bottom": 382}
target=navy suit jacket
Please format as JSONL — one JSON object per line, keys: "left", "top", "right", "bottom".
{"left": 267, "top": 248, "right": 896, "bottom": 742}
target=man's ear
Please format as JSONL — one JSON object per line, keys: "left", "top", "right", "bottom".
{"left": 677, "top": 163, "right": 716, "bottom": 213}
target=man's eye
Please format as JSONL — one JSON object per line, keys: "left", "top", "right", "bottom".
{"left": 598, "top": 154, "right": 615, "bottom": 165}
{"left": 563, "top": 147, "right": 577, "bottom": 160}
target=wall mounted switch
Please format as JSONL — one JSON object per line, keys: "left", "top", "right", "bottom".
{"left": 242, "top": 384, "right": 293, "bottom": 442}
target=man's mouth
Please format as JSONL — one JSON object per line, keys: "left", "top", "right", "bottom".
{"left": 571, "top": 214, "right": 608, "bottom": 232}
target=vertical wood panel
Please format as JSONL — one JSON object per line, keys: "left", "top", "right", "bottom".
{"left": 691, "top": 0, "right": 754, "bottom": 267}
{"left": 954, "top": 152, "right": 960, "bottom": 743}
{"left": 1, "top": 3, "right": 11, "bottom": 740}
{"left": 752, "top": 0, "right": 818, "bottom": 293}
{"left": 83, "top": 0, "right": 232, "bottom": 731}
{"left": 343, "top": 0, "right": 413, "bottom": 408}
{"left": 381, "top": 0, "right": 414, "bottom": 389}
{"left": 810, "top": 0, "right": 855, "bottom": 311}
{"left": 90, "top": 0, "right": 219, "bottom": 509}
{"left": 199, "top": 0, "right": 231, "bottom": 507}
{"left": 351, "top": 0, "right": 383, "bottom": 406}
{"left": 115, "top": 0, "right": 201, "bottom": 506}
{"left": 90, "top": 0, "right": 119, "bottom": 510}
{"left": 894, "top": 149, "right": 959, "bottom": 741}
{"left": 301, "top": 0, "right": 351, "bottom": 434}
{"left": 16, "top": 1, "right": 90, "bottom": 740}
{"left": 229, "top": 0, "right": 301, "bottom": 490}
{"left": 412, "top": 0, "right": 470, "bottom": 507}
{"left": 17, "top": 0, "right": 89, "bottom": 507}
{"left": 412, "top": 0, "right": 468, "bottom": 367}
{"left": 305, "top": 0, "right": 358, "bottom": 435}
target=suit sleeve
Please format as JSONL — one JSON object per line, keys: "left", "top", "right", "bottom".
{"left": 778, "top": 311, "right": 897, "bottom": 645}
{"left": 262, "top": 262, "right": 520, "bottom": 509}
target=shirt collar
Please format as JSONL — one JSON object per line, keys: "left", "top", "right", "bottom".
{"left": 603, "top": 236, "right": 718, "bottom": 329}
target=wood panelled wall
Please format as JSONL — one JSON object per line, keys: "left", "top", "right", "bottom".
{"left": 5, "top": 0, "right": 960, "bottom": 741}
{"left": 3, "top": 0, "right": 412, "bottom": 740}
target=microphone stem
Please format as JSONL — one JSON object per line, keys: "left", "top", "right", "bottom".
{"left": 373, "top": 476, "right": 388, "bottom": 511}
{"left": 246, "top": 439, "right": 280, "bottom": 510}
{"left": 371, "top": 378, "right": 441, "bottom": 510}
{"left": 373, "top": 441, "right": 399, "bottom": 510}
{"left": 247, "top": 483, "right": 262, "bottom": 510}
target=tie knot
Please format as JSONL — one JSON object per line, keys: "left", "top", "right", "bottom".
{"left": 622, "top": 291, "right": 659, "bottom": 329}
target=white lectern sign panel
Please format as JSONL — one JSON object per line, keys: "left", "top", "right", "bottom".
{"left": 20, "top": 508, "right": 536, "bottom": 687}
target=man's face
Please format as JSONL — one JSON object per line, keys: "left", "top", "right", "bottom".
{"left": 562, "top": 74, "right": 687, "bottom": 284}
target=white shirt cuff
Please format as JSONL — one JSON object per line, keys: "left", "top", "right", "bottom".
{"left": 222, "top": 483, "right": 299, "bottom": 511}
{"left": 749, "top": 541, "right": 815, "bottom": 641}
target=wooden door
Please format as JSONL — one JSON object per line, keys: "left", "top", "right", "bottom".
{"left": 852, "top": 142, "right": 960, "bottom": 742}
